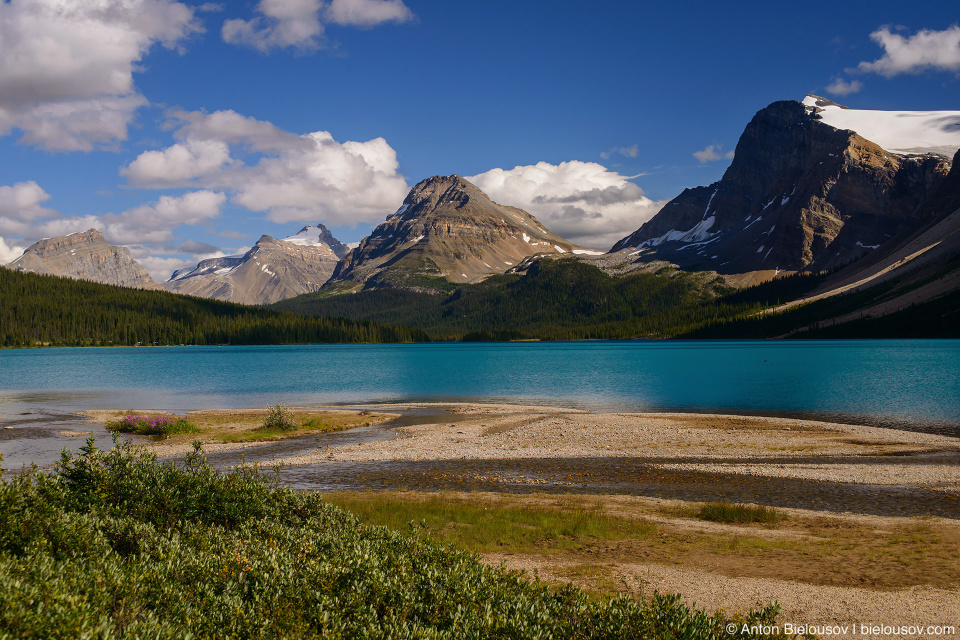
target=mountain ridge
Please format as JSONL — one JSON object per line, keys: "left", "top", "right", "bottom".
{"left": 612, "top": 97, "right": 953, "bottom": 275}
{"left": 4, "top": 229, "right": 160, "bottom": 290}
{"left": 327, "top": 174, "right": 592, "bottom": 293}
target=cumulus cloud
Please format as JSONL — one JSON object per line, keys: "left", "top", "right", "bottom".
{"left": 103, "top": 191, "right": 226, "bottom": 245}
{"left": 467, "top": 161, "right": 666, "bottom": 251}
{"left": 600, "top": 144, "right": 639, "bottom": 160}
{"left": 324, "top": 0, "right": 413, "bottom": 27}
{"left": 856, "top": 25, "right": 960, "bottom": 77}
{"left": 0, "top": 181, "right": 55, "bottom": 222}
{"left": 122, "top": 138, "right": 233, "bottom": 185}
{"left": 0, "top": 237, "right": 27, "bottom": 265}
{"left": 693, "top": 144, "right": 735, "bottom": 163}
{"left": 223, "top": 0, "right": 325, "bottom": 53}
{"left": 133, "top": 253, "right": 204, "bottom": 282}
{"left": 178, "top": 239, "right": 221, "bottom": 254}
{"left": 0, "top": 0, "right": 201, "bottom": 151}
{"left": 825, "top": 77, "right": 864, "bottom": 96}
{"left": 122, "top": 110, "right": 409, "bottom": 226}
{"left": 223, "top": 0, "right": 413, "bottom": 52}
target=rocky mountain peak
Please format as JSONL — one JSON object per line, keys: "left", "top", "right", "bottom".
{"left": 165, "top": 227, "right": 348, "bottom": 304}
{"left": 283, "top": 223, "right": 350, "bottom": 259}
{"left": 5, "top": 229, "right": 159, "bottom": 289}
{"left": 328, "top": 174, "right": 580, "bottom": 291}
{"left": 612, "top": 98, "right": 952, "bottom": 275}
{"left": 803, "top": 94, "right": 849, "bottom": 110}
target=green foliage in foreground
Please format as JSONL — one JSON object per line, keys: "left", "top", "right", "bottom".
{"left": 0, "top": 441, "right": 793, "bottom": 639}
{"left": 0, "top": 267, "right": 427, "bottom": 347}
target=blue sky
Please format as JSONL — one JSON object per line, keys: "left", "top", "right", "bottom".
{"left": 1, "top": 0, "right": 957, "bottom": 279}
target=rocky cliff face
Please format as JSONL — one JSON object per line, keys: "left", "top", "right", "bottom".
{"left": 328, "top": 175, "right": 587, "bottom": 292}
{"left": 165, "top": 228, "right": 344, "bottom": 305}
{"left": 612, "top": 97, "right": 953, "bottom": 274}
{"left": 5, "top": 229, "right": 160, "bottom": 289}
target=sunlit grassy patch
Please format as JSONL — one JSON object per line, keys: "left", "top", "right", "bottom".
{"left": 696, "top": 502, "right": 787, "bottom": 525}
{"left": 324, "top": 491, "right": 657, "bottom": 554}
{"left": 91, "top": 408, "right": 395, "bottom": 444}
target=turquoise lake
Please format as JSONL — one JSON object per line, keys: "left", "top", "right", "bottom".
{"left": 1, "top": 340, "right": 958, "bottom": 435}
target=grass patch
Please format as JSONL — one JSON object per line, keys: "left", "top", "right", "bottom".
{"left": 93, "top": 408, "right": 394, "bottom": 444}
{"left": 324, "top": 491, "right": 657, "bottom": 554}
{"left": 105, "top": 413, "right": 200, "bottom": 438}
{"left": 696, "top": 502, "right": 787, "bottom": 525}
{"left": 328, "top": 492, "right": 960, "bottom": 593}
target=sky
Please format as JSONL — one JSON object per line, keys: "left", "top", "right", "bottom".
{"left": 1, "top": 0, "right": 958, "bottom": 280}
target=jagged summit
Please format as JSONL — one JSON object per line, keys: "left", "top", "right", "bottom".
{"left": 5, "top": 229, "right": 159, "bottom": 289}
{"left": 282, "top": 223, "right": 350, "bottom": 258}
{"left": 803, "top": 94, "right": 848, "bottom": 110}
{"left": 612, "top": 98, "right": 953, "bottom": 275}
{"left": 329, "top": 174, "right": 583, "bottom": 291}
{"left": 165, "top": 229, "right": 346, "bottom": 305}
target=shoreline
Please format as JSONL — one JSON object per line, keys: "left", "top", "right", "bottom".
{"left": 48, "top": 402, "right": 960, "bottom": 635}
{"left": 77, "top": 402, "right": 960, "bottom": 491}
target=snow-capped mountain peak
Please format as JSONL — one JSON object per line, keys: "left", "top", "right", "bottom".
{"left": 802, "top": 95, "right": 960, "bottom": 157}
{"left": 283, "top": 225, "right": 327, "bottom": 247}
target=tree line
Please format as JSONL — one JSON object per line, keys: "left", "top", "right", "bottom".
{"left": 0, "top": 268, "right": 427, "bottom": 347}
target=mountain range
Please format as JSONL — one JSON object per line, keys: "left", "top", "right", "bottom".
{"left": 4, "top": 95, "right": 958, "bottom": 336}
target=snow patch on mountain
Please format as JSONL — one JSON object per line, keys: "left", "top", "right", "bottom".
{"left": 803, "top": 95, "right": 960, "bottom": 157}
{"left": 283, "top": 225, "right": 327, "bottom": 247}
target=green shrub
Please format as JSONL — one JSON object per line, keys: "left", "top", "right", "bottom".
{"left": 0, "top": 438, "right": 793, "bottom": 639}
{"left": 258, "top": 403, "right": 298, "bottom": 432}
{"left": 697, "top": 502, "right": 786, "bottom": 525}
{"left": 105, "top": 414, "right": 199, "bottom": 438}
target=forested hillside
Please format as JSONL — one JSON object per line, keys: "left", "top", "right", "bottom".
{"left": 0, "top": 268, "right": 426, "bottom": 347}
{"left": 275, "top": 258, "right": 825, "bottom": 340}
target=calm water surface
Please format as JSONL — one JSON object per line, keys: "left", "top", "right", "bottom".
{"left": 1, "top": 341, "right": 958, "bottom": 458}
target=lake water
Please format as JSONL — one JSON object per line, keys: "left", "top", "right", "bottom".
{"left": 1, "top": 340, "right": 957, "bottom": 431}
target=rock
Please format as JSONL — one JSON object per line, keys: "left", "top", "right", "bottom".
{"left": 5, "top": 229, "right": 160, "bottom": 289}
{"left": 165, "top": 232, "right": 344, "bottom": 305}
{"left": 612, "top": 98, "right": 953, "bottom": 275}
{"left": 328, "top": 174, "right": 585, "bottom": 292}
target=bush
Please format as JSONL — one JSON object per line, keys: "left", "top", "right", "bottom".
{"left": 0, "top": 439, "right": 793, "bottom": 639}
{"left": 259, "top": 403, "right": 298, "bottom": 432}
{"left": 105, "top": 414, "right": 199, "bottom": 438}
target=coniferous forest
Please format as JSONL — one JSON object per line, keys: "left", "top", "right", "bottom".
{"left": 273, "top": 258, "right": 829, "bottom": 341}
{"left": 0, "top": 268, "right": 427, "bottom": 347}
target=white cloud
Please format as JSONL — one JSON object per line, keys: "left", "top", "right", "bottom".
{"left": 856, "top": 26, "right": 960, "bottom": 77}
{"left": 0, "top": 0, "right": 201, "bottom": 151}
{"left": 222, "top": 0, "right": 325, "bottom": 52}
{"left": 467, "top": 161, "right": 666, "bottom": 251}
{"left": 122, "top": 138, "right": 232, "bottom": 185}
{"left": 134, "top": 253, "right": 201, "bottom": 282}
{"left": 600, "top": 144, "right": 639, "bottom": 160}
{"left": 30, "top": 216, "right": 105, "bottom": 240}
{"left": 825, "top": 77, "right": 864, "bottom": 96}
{"left": 693, "top": 144, "right": 735, "bottom": 163}
{"left": 324, "top": 0, "right": 413, "bottom": 27}
{"left": 0, "top": 237, "right": 26, "bottom": 265}
{"left": 104, "top": 191, "right": 227, "bottom": 244}
{"left": 122, "top": 110, "right": 409, "bottom": 226}
{"left": 0, "top": 181, "right": 55, "bottom": 221}
{"left": 223, "top": 0, "right": 413, "bottom": 52}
